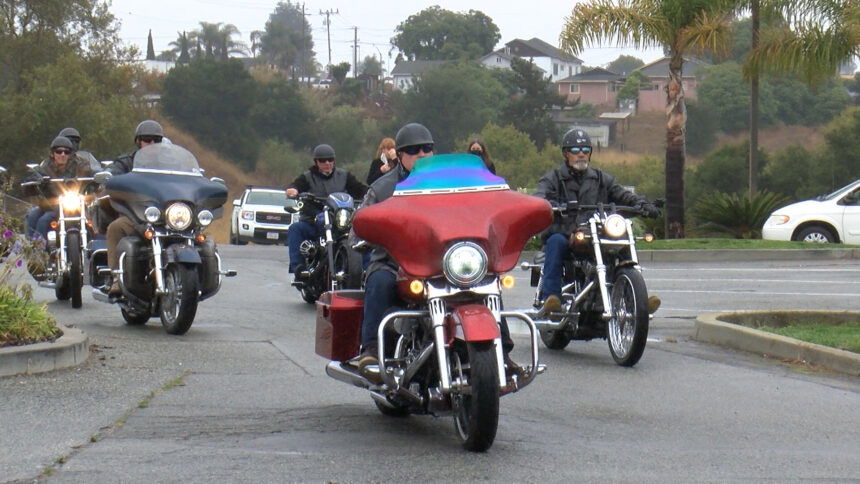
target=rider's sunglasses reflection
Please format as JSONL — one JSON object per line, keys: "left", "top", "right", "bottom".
{"left": 52, "top": 149, "right": 71, "bottom": 155}
{"left": 315, "top": 158, "right": 335, "bottom": 164}
{"left": 138, "top": 135, "right": 163, "bottom": 143}
{"left": 401, "top": 143, "right": 434, "bottom": 155}
{"left": 564, "top": 146, "right": 592, "bottom": 155}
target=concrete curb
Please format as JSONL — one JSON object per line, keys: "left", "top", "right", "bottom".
{"left": 694, "top": 311, "right": 860, "bottom": 376}
{"left": 0, "top": 326, "right": 90, "bottom": 378}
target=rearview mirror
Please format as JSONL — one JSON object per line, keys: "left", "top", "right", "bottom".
{"left": 93, "top": 171, "right": 113, "bottom": 184}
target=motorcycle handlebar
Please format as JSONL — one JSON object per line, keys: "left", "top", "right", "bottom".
{"left": 552, "top": 200, "right": 646, "bottom": 217}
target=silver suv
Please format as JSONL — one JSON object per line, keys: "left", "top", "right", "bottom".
{"left": 230, "top": 187, "right": 298, "bottom": 245}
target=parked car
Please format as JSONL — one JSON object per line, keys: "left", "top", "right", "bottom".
{"left": 762, "top": 179, "right": 860, "bottom": 244}
{"left": 230, "top": 187, "right": 298, "bottom": 245}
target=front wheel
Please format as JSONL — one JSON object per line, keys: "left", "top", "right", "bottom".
{"left": 333, "top": 244, "right": 363, "bottom": 290}
{"left": 795, "top": 225, "right": 835, "bottom": 244}
{"left": 607, "top": 266, "right": 649, "bottom": 367}
{"left": 452, "top": 342, "right": 499, "bottom": 452}
{"left": 67, "top": 231, "right": 83, "bottom": 309}
{"left": 159, "top": 263, "right": 199, "bottom": 335}
{"left": 121, "top": 308, "right": 150, "bottom": 325}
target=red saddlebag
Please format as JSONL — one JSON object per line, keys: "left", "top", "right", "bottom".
{"left": 315, "top": 290, "right": 364, "bottom": 361}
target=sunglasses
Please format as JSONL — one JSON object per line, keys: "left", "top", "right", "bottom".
{"left": 564, "top": 146, "right": 592, "bottom": 155}
{"left": 315, "top": 158, "right": 335, "bottom": 164}
{"left": 139, "top": 135, "right": 163, "bottom": 143}
{"left": 401, "top": 143, "right": 434, "bottom": 155}
{"left": 52, "top": 149, "right": 72, "bottom": 155}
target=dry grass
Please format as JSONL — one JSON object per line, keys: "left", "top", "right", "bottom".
{"left": 152, "top": 114, "right": 265, "bottom": 243}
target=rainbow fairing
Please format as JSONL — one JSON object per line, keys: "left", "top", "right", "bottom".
{"left": 394, "top": 154, "right": 509, "bottom": 195}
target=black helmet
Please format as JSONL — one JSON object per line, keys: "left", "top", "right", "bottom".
{"left": 134, "top": 119, "right": 164, "bottom": 138}
{"left": 50, "top": 136, "right": 74, "bottom": 150}
{"left": 58, "top": 127, "right": 81, "bottom": 145}
{"left": 562, "top": 129, "right": 591, "bottom": 149}
{"left": 395, "top": 123, "right": 434, "bottom": 150}
{"left": 312, "top": 144, "right": 336, "bottom": 159}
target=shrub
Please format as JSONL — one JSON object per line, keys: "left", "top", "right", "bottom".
{"left": 692, "top": 190, "right": 789, "bottom": 239}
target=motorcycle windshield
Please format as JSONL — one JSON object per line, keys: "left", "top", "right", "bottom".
{"left": 132, "top": 143, "right": 203, "bottom": 176}
{"left": 353, "top": 154, "right": 553, "bottom": 277}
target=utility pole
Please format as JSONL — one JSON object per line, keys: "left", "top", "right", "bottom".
{"left": 353, "top": 26, "right": 358, "bottom": 78}
{"left": 300, "top": 3, "right": 306, "bottom": 82}
{"left": 320, "top": 8, "right": 338, "bottom": 76}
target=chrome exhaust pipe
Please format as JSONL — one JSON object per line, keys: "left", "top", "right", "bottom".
{"left": 325, "top": 361, "right": 372, "bottom": 389}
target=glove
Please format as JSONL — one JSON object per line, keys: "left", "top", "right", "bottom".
{"left": 639, "top": 202, "right": 661, "bottom": 218}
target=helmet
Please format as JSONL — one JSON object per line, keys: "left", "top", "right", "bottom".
{"left": 312, "top": 144, "right": 336, "bottom": 159}
{"left": 395, "top": 123, "right": 434, "bottom": 150}
{"left": 134, "top": 119, "right": 164, "bottom": 138}
{"left": 562, "top": 129, "right": 591, "bottom": 149}
{"left": 50, "top": 136, "right": 74, "bottom": 150}
{"left": 57, "top": 127, "right": 81, "bottom": 144}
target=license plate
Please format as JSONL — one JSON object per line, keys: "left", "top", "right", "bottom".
{"left": 266, "top": 232, "right": 279, "bottom": 240}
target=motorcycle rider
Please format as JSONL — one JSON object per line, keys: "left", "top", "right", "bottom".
{"left": 57, "top": 127, "right": 101, "bottom": 173}
{"left": 23, "top": 136, "right": 97, "bottom": 240}
{"left": 104, "top": 120, "right": 165, "bottom": 296}
{"left": 285, "top": 144, "right": 367, "bottom": 274}
{"left": 352, "top": 123, "right": 523, "bottom": 379}
{"left": 533, "top": 129, "right": 661, "bottom": 314}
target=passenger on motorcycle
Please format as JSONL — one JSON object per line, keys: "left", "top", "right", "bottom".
{"left": 105, "top": 119, "right": 165, "bottom": 296}
{"left": 533, "top": 129, "right": 661, "bottom": 313}
{"left": 352, "top": 123, "right": 523, "bottom": 378}
{"left": 285, "top": 144, "right": 367, "bottom": 273}
{"left": 57, "top": 126, "right": 101, "bottom": 172}
{"left": 23, "top": 136, "right": 97, "bottom": 240}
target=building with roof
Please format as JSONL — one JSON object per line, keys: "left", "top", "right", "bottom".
{"left": 556, "top": 67, "right": 624, "bottom": 108}
{"left": 633, "top": 57, "right": 710, "bottom": 112}
{"left": 481, "top": 38, "right": 583, "bottom": 82}
{"left": 390, "top": 60, "right": 450, "bottom": 92}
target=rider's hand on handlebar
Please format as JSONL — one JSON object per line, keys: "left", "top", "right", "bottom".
{"left": 286, "top": 188, "right": 298, "bottom": 198}
{"left": 637, "top": 202, "right": 661, "bottom": 218}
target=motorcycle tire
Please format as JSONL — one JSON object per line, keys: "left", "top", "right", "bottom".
{"left": 159, "top": 263, "right": 199, "bottom": 335}
{"left": 55, "top": 273, "right": 71, "bottom": 301}
{"left": 374, "top": 398, "right": 410, "bottom": 417}
{"left": 67, "top": 231, "right": 83, "bottom": 309}
{"left": 452, "top": 341, "right": 499, "bottom": 452}
{"left": 539, "top": 328, "right": 571, "bottom": 350}
{"left": 333, "top": 245, "right": 363, "bottom": 290}
{"left": 607, "top": 266, "right": 649, "bottom": 367}
{"left": 121, "top": 308, "right": 150, "bottom": 325}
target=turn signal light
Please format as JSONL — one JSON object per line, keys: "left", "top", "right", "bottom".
{"left": 49, "top": 221, "right": 58, "bottom": 230}
{"left": 409, "top": 279, "right": 424, "bottom": 295}
{"left": 144, "top": 229, "right": 154, "bottom": 240}
{"left": 574, "top": 231, "right": 586, "bottom": 242}
{"left": 501, "top": 274, "right": 516, "bottom": 289}
{"left": 195, "top": 234, "right": 206, "bottom": 244}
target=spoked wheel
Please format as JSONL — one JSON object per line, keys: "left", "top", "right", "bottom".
{"left": 66, "top": 232, "right": 83, "bottom": 309}
{"left": 121, "top": 308, "right": 150, "bottom": 325}
{"left": 333, "top": 244, "right": 363, "bottom": 290}
{"left": 451, "top": 342, "right": 499, "bottom": 452}
{"left": 159, "top": 263, "right": 199, "bottom": 335}
{"left": 607, "top": 266, "right": 649, "bottom": 367}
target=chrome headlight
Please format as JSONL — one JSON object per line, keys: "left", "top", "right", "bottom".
{"left": 165, "top": 203, "right": 193, "bottom": 231}
{"left": 197, "top": 210, "right": 214, "bottom": 226}
{"left": 334, "top": 208, "right": 351, "bottom": 230}
{"left": 241, "top": 210, "right": 254, "bottom": 221}
{"left": 144, "top": 206, "right": 161, "bottom": 223}
{"left": 442, "top": 242, "right": 488, "bottom": 287}
{"left": 603, "top": 214, "right": 628, "bottom": 238}
{"left": 60, "top": 192, "right": 83, "bottom": 213}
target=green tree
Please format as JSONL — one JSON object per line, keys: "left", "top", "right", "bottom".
{"left": 259, "top": 1, "right": 316, "bottom": 78}
{"left": 391, "top": 6, "right": 500, "bottom": 61}
{"left": 498, "top": 57, "right": 565, "bottom": 149}
{"left": 357, "top": 56, "right": 382, "bottom": 76}
{"left": 687, "top": 142, "right": 768, "bottom": 203}
{"left": 161, "top": 58, "right": 260, "bottom": 167}
{"left": 607, "top": 54, "right": 644, "bottom": 75}
{"left": 315, "top": 105, "right": 383, "bottom": 166}
{"left": 330, "top": 62, "right": 351, "bottom": 84}
{"left": 458, "top": 123, "right": 552, "bottom": 190}
{"left": 616, "top": 70, "right": 649, "bottom": 101}
{"left": 249, "top": 79, "right": 314, "bottom": 147}
{"left": 146, "top": 30, "right": 156, "bottom": 60}
{"left": 189, "top": 22, "right": 246, "bottom": 61}
{"left": 168, "top": 31, "right": 192, "bottom": 64}
{"left": 397, "top": 62, "right": 506, "bottom": 152}
{"left": 561, "top": 0, "right": 743, "bottom": 238}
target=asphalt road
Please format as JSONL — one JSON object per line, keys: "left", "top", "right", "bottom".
{"left": 1, "top": 245, "right": 859, "bottom": 482}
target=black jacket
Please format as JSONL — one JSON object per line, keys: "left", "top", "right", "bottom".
{"left": 534, "top": 162, "right": 644, "bottom": 234}
{"left": 288, "top": 165, "right": 367, "bottom": 223}
{"left": 351, "top": 162, "right": 410, "bottom": 275}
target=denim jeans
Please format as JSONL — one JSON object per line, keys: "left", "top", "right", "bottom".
{"left": 287, "top": 220, "right": 319, "bottom": 273}
{"left": 25, "top": 207, "right": 57, "bottom": 240}
{"left": 540, "top": 232, "right": 570, "bottom": 300}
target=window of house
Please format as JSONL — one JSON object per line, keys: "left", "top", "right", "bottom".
{"left": 570, "top": 83, "right": 579, "bottom": 93}
{"left": 553, "top": 63, "right": 558, "bottom": 76}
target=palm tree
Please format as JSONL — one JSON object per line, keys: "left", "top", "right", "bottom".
{"left": 168, "top": 31, "right": 192, "bottom": 64}
{"left": 561, "top": 0, "right": 744, "bottom": 238}
{"left": 191, "top": 22, "right": 247, "bottom": 60}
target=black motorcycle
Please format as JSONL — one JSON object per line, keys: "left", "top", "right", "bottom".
{"left": 288, "top": 192, "right": 363, "bottom": 303}
{"left": 91, "top": 143, "right": 236, "bottom": 334}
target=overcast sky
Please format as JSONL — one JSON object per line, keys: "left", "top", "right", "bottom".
{"left": 107, "top": 0, "right": 665, "bottom": 74}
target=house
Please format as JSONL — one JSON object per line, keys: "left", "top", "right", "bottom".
{"left": 633, "top": 57, "right": 710, "bottom": 112}
{"left": 556, "top": 67, "right": 624, "bottom": 108}
{"left": 390, "top": 60, "right": 449, "bottom": 91}
{"left": 481, "top": 38, "right": 583, "bottom": 82}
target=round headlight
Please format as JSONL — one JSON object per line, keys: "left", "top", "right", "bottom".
{"left": 165, "top": 203, "right": 193, "bottom": 231}
{"left": 442, "top": 242, "right": 488, "bottom": 287}
{"left": 603, "top": 214, "right": 627, "bottom": 238}
{"left": 144, "top": 206, "right": 161, "bottom": 223}
{"left": 198, "top": 210, "right": 214, "bottom": 226}
{"left": 334, "top": 208, "right": 351, "bottom": 230}
{"left": 61, "top": 193, "right": 83, "bottom": 213}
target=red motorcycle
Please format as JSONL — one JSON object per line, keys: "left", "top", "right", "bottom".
{"left": 314, "top": 154, "right": 552, "bottom": 451}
